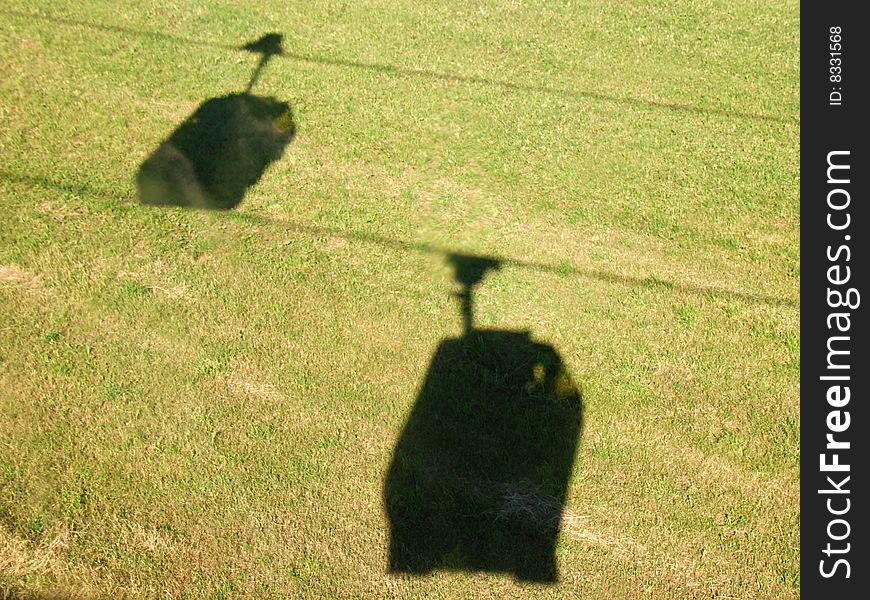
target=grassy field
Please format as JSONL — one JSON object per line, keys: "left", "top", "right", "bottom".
{"left": 1, "top": 1, "right": 799, "bottom": 598}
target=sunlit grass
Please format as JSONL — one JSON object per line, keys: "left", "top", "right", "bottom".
{"left": 1, "top": 1, "right": 798, "bottom": 598}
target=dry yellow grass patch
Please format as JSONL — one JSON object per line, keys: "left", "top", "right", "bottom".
{"left": 0, "top": 265, "right": 41, "bottom": 289}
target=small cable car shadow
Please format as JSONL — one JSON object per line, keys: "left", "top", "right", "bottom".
{"left": 137, "top": 33, "right": 294, "bottom": 210}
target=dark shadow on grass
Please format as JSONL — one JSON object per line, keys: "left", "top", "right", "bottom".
{"left": 384, "top": 253, "right": 583, "bottom": 583}
{"left": 137, "top": 93, "right": 295, "bottom": 209}
{"left": 1, "top": 9, "right": 796, "bottom": 125}
{"left": 136, "top": 34, "right": 294, "bottom": 209}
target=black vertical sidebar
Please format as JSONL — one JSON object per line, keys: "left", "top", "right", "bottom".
{"left": 801, "top": 3, "right": 868, "bottom": 598}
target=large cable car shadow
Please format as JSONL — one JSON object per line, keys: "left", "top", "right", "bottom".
{"left": 137, "top": 34, "right": 295, "bottom": 210}
{"left": 384, "top": 253, "right": 583, "bottom": 583}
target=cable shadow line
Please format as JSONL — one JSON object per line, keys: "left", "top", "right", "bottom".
{"left": 276, "top": 50, "right": 794, "bottom": 125}
{"left": 257, "top": 219, "right": 799, "bottom": 309}
{"left": 1, "top": 170, "right": 798, "bottom": 310}
{"left": 2, "top": 9, "right": 796, "bottom": 125}
{"left": 0, "top": 170, "right": 126, "bottom": 201}
{"left": 1, "top": 9, "right": 236, "bottom": 52}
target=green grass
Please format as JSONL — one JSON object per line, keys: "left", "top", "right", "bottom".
{"left": 1, "top": 0, "right": 798, "bottom": 598}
